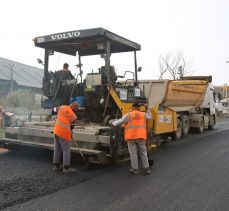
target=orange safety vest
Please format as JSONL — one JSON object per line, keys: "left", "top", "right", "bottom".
{"left": 53, "top": 105, "right": 77, "bottom": 141}
{"left": 124, "top": 110, "right": 147, "bottom": 141}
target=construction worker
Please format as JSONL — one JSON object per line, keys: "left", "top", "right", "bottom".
{"left": 63, "top": 63, "right": 70, "bottom": 71}
{"left": 54, "top": 63, "right": 74, "bottom": 81}
{"left": 109, "top": 102, "right": 152, "bottom": 175}
{"left": 0, "top": 106, "right": 5, "bottom": 128}
{"left": 61, "top": 63, "right": 74, "bottom": 79}
{"left": 53, "top": 101, "right": 79, "bottom": 173}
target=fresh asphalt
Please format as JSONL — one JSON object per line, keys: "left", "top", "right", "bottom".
{"left": 1, "top": 119, "right": 229, "bottom": 211}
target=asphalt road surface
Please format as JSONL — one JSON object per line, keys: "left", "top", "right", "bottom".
{"left": 1, "top": 119, "right": 229, "bottom": 211}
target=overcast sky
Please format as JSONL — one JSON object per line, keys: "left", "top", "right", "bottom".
{"left": 1, "top": 0, "right": 229, "bottom": 85}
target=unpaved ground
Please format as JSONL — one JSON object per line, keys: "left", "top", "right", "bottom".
{"left": 0, "top": 146, "right": 114, "bottom": 210}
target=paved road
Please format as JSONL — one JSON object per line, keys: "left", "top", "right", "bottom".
{"left": 1, "top": 119, "right": 229, "bottom": 211}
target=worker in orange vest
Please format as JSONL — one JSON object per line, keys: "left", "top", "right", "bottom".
{"left": 53, "top": 101, "right": 78, "bottom": 173}
{"left": 110, "top": 102, "right": 152, "bottom": 174}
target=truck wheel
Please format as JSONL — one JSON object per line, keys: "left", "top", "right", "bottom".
{"left": 182, "top": 115, "right": 189, "bottom": 136}
{"left": 198, "top": 117, "right": 204, "bottom": 134}
{"left": 172, "top": 118, "right": 182, "bottom": 140}
{"left": 208, "top": 115, "right": 215, "bottom": 130}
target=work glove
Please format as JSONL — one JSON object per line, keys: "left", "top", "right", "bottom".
{"left": 108, "top": 119, "right": 114, "bottom": 127}
{"left": 45, "top": 113, "right": 53, "bottom": 122}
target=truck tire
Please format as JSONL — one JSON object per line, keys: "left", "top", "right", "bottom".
{"left": 182, "top": 115, "right": 189, "bottom": 136}
{"left": 208, "top": 115, "right": 215, "bottom": 130}
{"left": 198, "top": 117, "right": 204, "bottom": 134}
{"left": 172, "top": 118, "right": 182, "bottom": 140}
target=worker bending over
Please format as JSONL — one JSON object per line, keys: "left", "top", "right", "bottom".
{"left": 53, "top": 101, "right": 79, "bottom": 173}
{"left": 110, "top": 102, "right": 152, "bottom": 175}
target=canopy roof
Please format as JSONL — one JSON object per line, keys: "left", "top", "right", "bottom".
{"left": 34, "top": 28, "right": 141, "bottom": 56}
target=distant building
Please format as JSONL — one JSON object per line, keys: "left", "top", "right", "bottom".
{"left": 214, "top": 84, "right": 229, "bottom": 99}
{"left": 0, "top": 57, "right": 43, "bottom": 99}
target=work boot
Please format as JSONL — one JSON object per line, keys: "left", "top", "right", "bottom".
{"left": 53, "top": 163, "right": 62, "bottom": 171}
{"left": 62, "top": 166, "right": 76, "bottom": 173}
{"left": 144, "top": 167, "right": 151, "bottom": 174}
{"left": 148, "top": 159, "right": 154, "bottom": 167}
{"left": 128, "top": 168, "right": 139, "bottom": 175}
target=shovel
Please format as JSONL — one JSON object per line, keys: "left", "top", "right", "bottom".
{"left": 147, "top": 143, "right": 156, "bottom": 167}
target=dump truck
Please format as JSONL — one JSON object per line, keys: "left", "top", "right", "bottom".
{"left": 0, "top": 28, "right": 177, "bottom": 164}
{"left": 136, "top": 76, "right": 217, "bottom": 141}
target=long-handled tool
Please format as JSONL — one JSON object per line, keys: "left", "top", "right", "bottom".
{"left": 72, "top": 138, "right": 89, "bottom": 169}
{"left": 147, "top": 141, "right": 155, "bottom": 167}
{"left": 147, "top": 144, "right": 156, "bottom": 166}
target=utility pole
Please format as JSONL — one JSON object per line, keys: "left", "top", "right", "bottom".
{"left": 225, "top": 61, "right": 229, "bottom": 101}
{"left": 224, "top": 83, "right": 228, "bottom": 100}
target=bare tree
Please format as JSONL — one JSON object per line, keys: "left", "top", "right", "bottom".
{"left": 158, "top": 52, "right": 193, "bottom": 80}
{"left": 158, "top": 57, "right": 168, "bottom": 79}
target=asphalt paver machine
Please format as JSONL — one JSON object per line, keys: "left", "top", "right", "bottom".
{"left": 1, "top": 28, "right": 154, "bottom": 163}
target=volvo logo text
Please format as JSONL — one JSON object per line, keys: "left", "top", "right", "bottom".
{"left": 50, "top": 31, "right": 80, "bottom": 40}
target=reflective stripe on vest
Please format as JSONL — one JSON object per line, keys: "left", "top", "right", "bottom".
{"left": 124, "top": 111, "right": 147, "bottom": 141}
{"left": 129, "top": 114, "right": 146, "bottom": 129}
{"left": 53, "top": 106, "right": 77, "bottom": 141}
{"left": 55, "top": 120, "right": 71, "bottom": 130}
